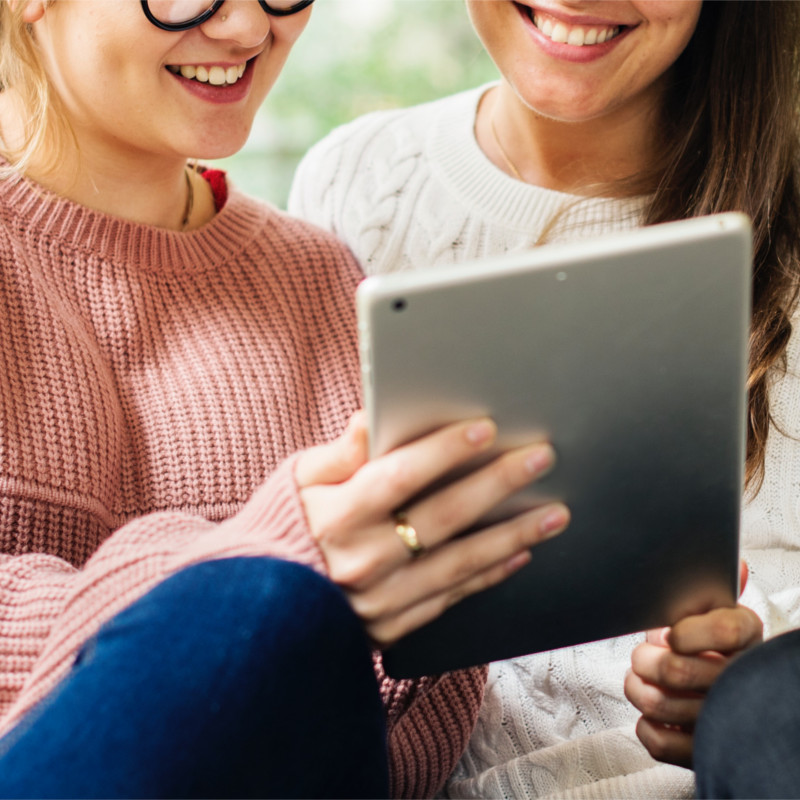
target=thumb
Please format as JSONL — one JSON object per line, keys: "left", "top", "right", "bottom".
{"left": 739, "top": 558, "right": 749, "bottom": 596}
{"left": 295, "top": 410, "right": 369, "bottom": 488}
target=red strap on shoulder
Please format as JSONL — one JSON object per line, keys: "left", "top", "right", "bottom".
{"left": 201, "top": 168, "right": 228, "bottom": 211}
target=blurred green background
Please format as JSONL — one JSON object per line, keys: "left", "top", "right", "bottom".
{"left": 211, "top": 0, "right": 498, "bottom": 208}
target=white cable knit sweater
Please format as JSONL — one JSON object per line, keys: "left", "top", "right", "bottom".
{"left": 289, "top": 85, "right": 800, "bottom": 799}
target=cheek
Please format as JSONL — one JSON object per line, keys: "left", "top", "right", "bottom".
{"left": 271, "top": 8, "right": 312, "bottom": 46}
{"left": 626, "top": 1, "right": 702, "bottom": 85}
{"left": 646, "top": 0, "right": 703, "bottom": 48}
{"left": 465, "top": 0, "right": 510, "bottom": 55}
{"left": 249, "top": 11, "right": 312, "bottom": 98}
{"left": 251, "top": 40, "right": 292, "bottom": 100}
{"left": 45, "top": 17, "right": 132, "bottom": 101}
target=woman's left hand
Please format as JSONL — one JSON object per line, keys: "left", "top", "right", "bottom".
{"left": 624, "top": 561, "right": 763, "bottom": 768}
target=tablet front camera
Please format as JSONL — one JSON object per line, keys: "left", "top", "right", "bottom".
{"left": 392, "top": 298, "right": 408, "bottom": 312}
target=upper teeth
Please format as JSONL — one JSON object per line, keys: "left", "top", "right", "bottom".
{"left": 533, "top": 12, "right": 620, "bottom": 46}
{"left": 167, "top": 63, "right": 246, "bottom": 85}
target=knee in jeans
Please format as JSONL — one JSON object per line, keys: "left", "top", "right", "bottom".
{"left": 701, "top": 630, "right": 800, "bottom": 740}
{"left": 182, "top": 557, "right": 364, "bottom": 657}
{"left": 106, "top": 556, "right": 370, "bottom": 687}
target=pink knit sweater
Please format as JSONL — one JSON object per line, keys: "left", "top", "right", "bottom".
{"left": 0, "top": 170, "right": 487, "bottom": 798}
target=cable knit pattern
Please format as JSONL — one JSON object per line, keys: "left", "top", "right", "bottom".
{"left": 289, "top": 84, "right": 646, "bottom": 276}
{"left": 290, "top": 84, "right": 800, "bottom": 799}
{"left": 0, "top": 167, "right": 484, "bottom": 799}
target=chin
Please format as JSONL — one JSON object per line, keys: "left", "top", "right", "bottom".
{"left": 517, "top": 90, "right": 611, "bottom": 124}
{"left": 188, "top": 133, "right": 252, "bottom": 162}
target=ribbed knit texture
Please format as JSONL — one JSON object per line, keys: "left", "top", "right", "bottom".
{"left": 0, "top": 167, "right": 486, "bottom": 799}
{"left": 290, "top": 84, "right": 800, "bottom": 799}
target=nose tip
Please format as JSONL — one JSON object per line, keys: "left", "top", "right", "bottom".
{"left": 200, "top": 2, "right": 272, "bottom": 46}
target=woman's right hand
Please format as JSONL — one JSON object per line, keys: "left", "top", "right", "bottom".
{"left": 296, "top": 412, "right": 569, "bottom": 649}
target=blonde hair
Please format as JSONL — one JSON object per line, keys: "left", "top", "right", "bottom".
{"left": 0, "top": 0, "right": 73, "bottom": 177}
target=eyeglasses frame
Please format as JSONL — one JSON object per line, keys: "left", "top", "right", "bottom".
{"left": 141, "top": 0, "right": 315, "bottom": 31}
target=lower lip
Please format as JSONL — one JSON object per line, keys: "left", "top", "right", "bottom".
{"left": 168, "top": 58, "right": 255, "bottom": 104}
{"left": 514, "top": 3, "right": 632, "bottom": 64}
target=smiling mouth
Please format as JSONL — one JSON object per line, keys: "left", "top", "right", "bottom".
{"left": 166, "top": 62, "right": 247, "bottom": 86}
{"left": 523, "top": 6, "right": 626, "bottom": 46}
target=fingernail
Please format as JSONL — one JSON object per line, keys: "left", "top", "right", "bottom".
{"left": 505, "top": 550, "right": 532, "bottom": 574}
{"left": 525, "top": 444, "right": 555, "bottom": 475}
{"left": 540, "top": 505, "right": 569, "bottom": 538}
{"left": 465, "top": 419, "right": 496, "bottom": 446}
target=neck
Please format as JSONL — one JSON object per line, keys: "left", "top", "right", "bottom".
{"left": 0, "top": 90, "right": 216, "bottom": 231}
{"left": 477, "top": 81, "right": 663, "bottom": 196}
{"left": 36, "top": 152, "right": 218, "bottom": 232}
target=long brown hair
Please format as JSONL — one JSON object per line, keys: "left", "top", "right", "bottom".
{"left": 644, "top": 1, "right": 800, "bottom": 492}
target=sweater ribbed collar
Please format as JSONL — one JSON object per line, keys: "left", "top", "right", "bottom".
{"left": 0, "top": 164, "right": 270, "bottom": 273}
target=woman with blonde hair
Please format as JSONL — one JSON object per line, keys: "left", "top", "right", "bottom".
{"left": 0, "top": 1, "right": 570, "bottom": 796}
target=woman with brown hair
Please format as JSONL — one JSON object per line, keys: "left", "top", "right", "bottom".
{"left": 290, "top": 1, "right": 792, "bottom": 796}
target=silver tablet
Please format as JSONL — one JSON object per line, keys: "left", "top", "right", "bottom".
{"left": 357, "top": 213, "right": 752, "bottom": 679}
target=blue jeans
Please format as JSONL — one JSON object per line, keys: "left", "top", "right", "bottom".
{"left": 0, "top": 557, "right": 389, "bottom": 799}
{"left": 694, "top": 627, "right": 800, "bottom": 799}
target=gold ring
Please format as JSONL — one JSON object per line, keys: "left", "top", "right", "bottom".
{"left": 393, "top": 511, "right": 425, "bottom": 558}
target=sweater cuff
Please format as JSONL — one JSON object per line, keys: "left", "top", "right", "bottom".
{"left": 384, "top": 664, "right": 488, "bottom": 799}
{"left": 175, "top": 452, "right": 327, "bottom": 575}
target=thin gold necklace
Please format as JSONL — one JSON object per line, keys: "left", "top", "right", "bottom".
{"left": 180, "top": 166, "right": 195, "bottom": 232}
{"left": 490, "top": 113, "right": 523, "bottom": 182}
